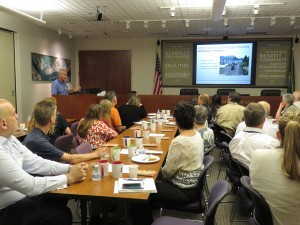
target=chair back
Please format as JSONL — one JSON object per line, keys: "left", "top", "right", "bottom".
{"left": 76, "top": 142, "right": 93, "bottom": 154}
{"left": 70, "top": 121, "right": 80, "bottom": 136}
{"left": 197, "top": 155, "right": 214, "bottom": 194}
{"left": 205, "top": 144, "right": 216, "bottom": 156}
{"left": 261, "top": 89, "right": 281, "bottom": 96}
{"left": 217, "top": 89, "right": 236, "bottom": 96}
{"left": 240, "top": 176, "right": 273, "bottom": 225}
{"left": 231, "top": 157, "right": 249, "bottom": 176}
{"left": 205, "top": 180, "right": 232, "bottom": 225}
{"left": 179, "top": 88, "right": 199, "bottom": 95}
{"left": 54, "top": 133, "right": 73, "bottom": 153}
{"left": 72, "top": 136, "right": 80, "bottom": 148}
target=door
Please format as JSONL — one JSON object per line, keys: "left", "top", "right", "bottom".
{"left": 0, "top": 29, "right": 16, "bottom": 107}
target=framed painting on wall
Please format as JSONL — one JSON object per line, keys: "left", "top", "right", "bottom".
{"left": 31, "top": 52, "right": 71, "bottom": 81}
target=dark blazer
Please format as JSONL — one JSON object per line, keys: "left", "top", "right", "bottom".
{"left": 118, "top": 104, "right": 147, "bottom": 128}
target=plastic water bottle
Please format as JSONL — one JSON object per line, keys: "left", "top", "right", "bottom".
{"left": 156, "top": 109, "right": 160, "bottom": 119}
{"left": 92, "top": 164, "right": 101, "bottom": 181}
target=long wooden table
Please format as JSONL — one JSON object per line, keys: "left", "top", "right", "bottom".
{"left": 47, "top": 119, "right": 177, "bottom": 225}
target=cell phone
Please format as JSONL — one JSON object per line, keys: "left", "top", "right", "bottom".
{"left": 122, "top": 182, "right": 144, "bottom": 189}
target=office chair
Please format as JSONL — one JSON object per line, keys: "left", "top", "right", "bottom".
{"left": 151, "top": 180, "right": 232, "bottom": 225}
{"left": 217, "top": 89, "right": 236, "bottom": 96}
{"left": 70, "top": 121, "right": 80, "bottom": 136}
{"left": 260, "top": 90, "right": 281, "bottom": 96}
{"left": 240, "top": 176, "right": 273, "bottom": 225}
{"left": 153, "top": 155, "right": 214, "bottom": 214}
{"left": 54, "top": 133, "right": 73, "bottom": 153}
{"left": 180, "top": 88, "right": 199, "bottom": 95}
{"left": 76, "top": 142, "right": 93, "bottom": 154}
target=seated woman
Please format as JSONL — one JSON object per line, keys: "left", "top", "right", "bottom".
{"left": 77, "top": 104, "right": 118, "bottom": 149}
{"left": 118, "top": 96, "right": 147, "bottom": 128}
{"left": 211, "top": 94, "right": 221, "bottom": 122}
{"left": 27, "top": 97, "right": 71, "bottom": 145}
{"left": 194, "top": 105, "right": 215, "bottom": 154}
{"left": 99, "top": 99, "right": 113, "bottom": 128}
{"left": 250, "top": 109, "right": 300, "bottom": 225}
{"left": 151, "top": 101, "right": 204, "bottom": 204}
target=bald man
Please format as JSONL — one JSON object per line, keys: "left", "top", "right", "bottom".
{"left": 235, "top": 101, "right": 279, "bottom": 139}
{"left": 0, "top": 99, "right": 88, "bottom": 225}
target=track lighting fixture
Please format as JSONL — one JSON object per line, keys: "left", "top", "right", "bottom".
{"left": 126, "top": 21, "right": 130, "bottom": 29}
{"left": 222, "top": 7, "right": 226, "bottom": 16}
{"left": 290, "top": 17, "right": 295, "bottom": 26}
{"left": 144, "top": 21, "right": 149, "bottom": 29}
{"left": 224, "top": 18, "right": 228, "bottom": 27}
{"left": 161, "top": 20, "right": 166, "bottom": 28}
{"left": 185, "top": 20, "right": 190, "bottom": 28}
{"left": 68, "top": 32, "right": 72, "bottom": 39}
{"left": 253, "top": 4, "right": 259, "bottom": 15}
{"left": 170, "top": 7, "right": 176, "bottom": 17}
{"left": 250, "top": 18, "right": 255, "bottom": 27}
{"left": 96, "top": 6, "right": 102, "bottom": 21}
{"left": 58, "top": 27, "right": 62, "bottom": 35}
{"left": 270, "top": 17, "right": 276, "bottom": 26}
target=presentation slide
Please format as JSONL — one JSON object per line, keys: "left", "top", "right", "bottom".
{"left": 195, "top": 43, "right": 254, "bottom": 85}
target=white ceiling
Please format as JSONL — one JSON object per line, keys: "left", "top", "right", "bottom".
{"left": 1, "top": 0, "right": 300, "bottom": 39}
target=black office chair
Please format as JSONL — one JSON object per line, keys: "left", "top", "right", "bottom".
{"left": 217, "top": 89, "right": 236, "bottom": 96}
{"left": 260, "top": 90, "right": 281, "bottom": 96}
{"left": 240, "top": 176, "right": 273, "bottom": 225}
{"left": 180, "top": 88, "right": 199, "bottom": 95}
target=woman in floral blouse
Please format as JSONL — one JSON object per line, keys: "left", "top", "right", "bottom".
{"left": 77, "top": 104, "right": 118, "bottom": 149}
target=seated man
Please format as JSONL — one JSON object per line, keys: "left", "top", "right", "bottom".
{"left": 229, "top": 103, "right": 279, "bottom": 167}
{"left": 0, "top": 99, "right": 88, "bottom": 225}
{"left": 293, "top": 90, "right": 300, "bottom": 109}
{"left": 24, "top": 99, "right": 105, "bottom": 164}
{"left": 198, "top": 94, "right": 212, "bottom": 124}
{"left": 216, "top": 91, "right": 245, "bottom": 137}
{"left": 275, "top": 93, "right": 298, "bottom": 122}
{"left": 235, "top": 101, "right": 278, "bottom": 139}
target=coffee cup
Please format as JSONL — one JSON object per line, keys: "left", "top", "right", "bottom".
{"left": 135, "top": 137, "right": 143, "bottom": 148}
{"left": 150, "top": 123, "right": 156, "bottom": 132}
{"left": 122, "top": 136, "right": 131, "bottom": 148}
{"left": 134, "top": 129, "right": 141, "bottom": 137}
{"left": 99, "top": 159, "right": 109, "bottom": 177}
{"left": 112, "top": 161, "right": 123, "bottom": 178}
{"left": 143, "top": 129, "right": 150, "bottom": 139}
{"left": 155, "top": 136, "right": 162, "bottom": 144}
{"left": 19, "top": 123, "right": 26, "bottom": 131}
{"left": 128, "top": 164, "right": 139, "bottom": 178}
{"left": 166, "top": 110, "right": 171, "bottom": 116}
{"left": 111, "top": 147, "right": 121, "bottom": 161}
{"left": 128, "top": 145, "right": 137, "bottom": 158}
{"left": 142, "top": 122, "right": 148, "bottom": 130}
{"left": 157, "top": 119, "right": 163, "bottom": 126}
{"left": 161, "top": 109, "right": 166, "bottom": 114}
{"left": 163, "top": 114, "right": 168, "bottom": 120}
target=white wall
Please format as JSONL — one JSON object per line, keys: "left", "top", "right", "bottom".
{"left": 0, "top": 11, "right": 76, "bottom": 121}
{"left": 76, "top": 37, "right": 300, "bottom": 96}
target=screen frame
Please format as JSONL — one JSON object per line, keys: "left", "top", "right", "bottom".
{"left": 192, "top": 40, "right": 257, "bottom": 87}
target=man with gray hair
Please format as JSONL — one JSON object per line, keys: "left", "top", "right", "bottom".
{"left": 275, "top": 93, "right": 298, "bottom": 121}
{"left": 229, "top": 103, "right": 279, "bottom": 167}
{"left": 235, "top": 101, "right": 278, "bottom": 139}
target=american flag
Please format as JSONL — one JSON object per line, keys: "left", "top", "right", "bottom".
{"left": 153, "top": 54, "right": 162, "bottom": 95}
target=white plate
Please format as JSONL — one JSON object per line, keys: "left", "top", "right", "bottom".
{"left": 148, "top": 113, "right": 156, "bottom": 116}
{"left": 131, "top": 154, "right": 160, "bottom": 163}
{"left": 166, "top": 122, "right": 176, "bottom": 125}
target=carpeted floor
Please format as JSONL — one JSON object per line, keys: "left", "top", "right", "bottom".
{"left": 69, "top": 146, "right": 250, "bottom": 225}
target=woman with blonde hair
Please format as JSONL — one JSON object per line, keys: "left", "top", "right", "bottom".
{"left": 118, "top": 95, "right": 147, "bottom": 128}
{"left": 99, "top": 99, "right": 113, "bottom": 128}
{"left": 250, "top": 109, "right": 300, "bottom": 225}
{"left": 77, "top": 104, "right": 118, "bottom": 149}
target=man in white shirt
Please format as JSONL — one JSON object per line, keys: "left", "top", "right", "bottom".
{"left": 0, "top": 99, "right": 88, "bottom": 225}
{"left": 229, "top": 102, "right": 279, "bottom": 167}
{"left": 235, "top": 101, "right": 278, "bottom": 139}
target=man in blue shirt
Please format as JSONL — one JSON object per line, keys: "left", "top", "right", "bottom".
{"left": 51, "top": 69, "right": 69, "bottom": 95}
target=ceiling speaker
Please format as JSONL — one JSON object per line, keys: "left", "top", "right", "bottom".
{"left": 96, "top": 12, "right": 102, "bottom": 21}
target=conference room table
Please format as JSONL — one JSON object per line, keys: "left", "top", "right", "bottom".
{"left": 47, "top": 117, "right": 178, "bottom": 225}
